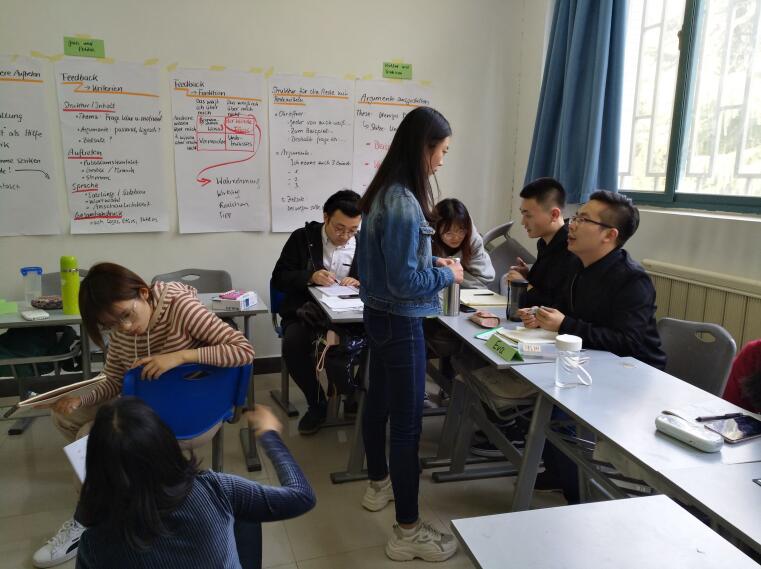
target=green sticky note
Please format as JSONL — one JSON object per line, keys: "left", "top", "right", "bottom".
{"left": 383, "top": 62, "right": 412, "bottom": 80}
{"left": 486, "top": 334, "right": 524, "bottom": 362}
{"left": 64, "top": 37, "right": 106, "bottom": 59}
{"left": 0, "top": 300, "right": 18, "bottom": 314}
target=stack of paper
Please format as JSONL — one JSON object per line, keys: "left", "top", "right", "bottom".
{"left": 497, "top": 327, "right": 557, "bottom": 344}
{"left": 315, "top": 284, "right": 359, "bottom": 297}
{"left": 460, "top": 290, "right": 508, "bottom": 306}
{"left": 320, "top": 296, "right": 364, "bottom": 312}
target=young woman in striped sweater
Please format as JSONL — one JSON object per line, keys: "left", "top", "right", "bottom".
{"left": 33, "top": 262, "right": 255, "bottom": 569}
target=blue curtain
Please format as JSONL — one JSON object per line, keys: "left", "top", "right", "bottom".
{"left": 524, "top": 0, "right": 627, "bottom": 203}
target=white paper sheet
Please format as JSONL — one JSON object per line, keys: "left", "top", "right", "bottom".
{"left": 0, "top": 55, "right": 60, "bottom": 235}
{"left": 352, "top": 80, "right": 433, "bottom": 194}
{"left": 55, "top": 59, "right": 168, "bottom": 233}
{"left": 269, "top": 75, "right": 354, "bottom": 232}
{"left": 64, "top": 435, "right": 88, "bottom": 483}
{"left": 320, "top": 296, "right": 363, "bottom": 311}
{"left": 171, "top": 69, "right": 268, "bottom": 233}
{"left": 315, "top": 284, "right": 359, "bottom": 297}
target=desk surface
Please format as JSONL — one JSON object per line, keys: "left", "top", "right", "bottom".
{"left": 437, "top": 309, "right": 556, "bottom": 369}
{"left": 516, "top": 356, "right": 761, "bottom": 471}
{"left": 452, "top": 495, "right": 759, "bottom": 569}
{"left": 308, "top": 288, "right": 363, "bottom": 324}
{"left": 660, "top": 462, "right": 761, "bottom": 552}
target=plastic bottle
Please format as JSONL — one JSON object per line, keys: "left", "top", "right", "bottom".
{"left": 554, "top": 334, "right": 591, "bottom": 388}
{"left": 60, "top": 256, "right": 80, "bottom": 315}
{"left": 20, "top": 266, "right": 43, "bottom": 306}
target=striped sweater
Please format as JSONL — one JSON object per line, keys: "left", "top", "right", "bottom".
{"left": 81, "top": 281, "right": 255, "bottom": 407}
{"left": 76, "top": 431, "right": 316, "bottom": 569}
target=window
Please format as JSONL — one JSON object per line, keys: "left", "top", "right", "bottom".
{"left": 619, "top": 0, "right": 761, "bottom": 212}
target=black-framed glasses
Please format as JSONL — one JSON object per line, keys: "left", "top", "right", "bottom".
{"left": 569, "top": 215, "right": 616, "bottom": 230}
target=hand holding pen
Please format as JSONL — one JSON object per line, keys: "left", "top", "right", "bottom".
{"left": 310, "top": 269, "right": 339, "bottom": 286}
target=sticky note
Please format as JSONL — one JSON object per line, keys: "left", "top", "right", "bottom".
{"left": 383, "top": 62, "right": 412, "bottom": 80}
{"left": 64, "top": 37, "right": 105, "bottom": 59}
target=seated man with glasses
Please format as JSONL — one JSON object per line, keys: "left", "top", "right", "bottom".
{"left": 272, "top": 189, "right": 362, "bottom": 434}
{"left": 520, "top": 190, "right": 665, "bottom": 369}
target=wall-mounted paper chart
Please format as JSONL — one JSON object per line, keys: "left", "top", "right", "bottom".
{"left": 55, "top": 59, "right": 168, "bottom": 233}
{"left": 269, "top": 75, "right": 354, "bottom": 232}
{"left": 352, "top": 80, "right": 432, "bottom": 194}
{"left": 0, "top": 55, "right": 60, "bottom": 236}
{"left": 171, "top": 69, "right": 268, "bottom": 233}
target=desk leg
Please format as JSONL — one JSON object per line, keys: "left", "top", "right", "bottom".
{"left": 511, "top": 394, "right": 552, "bottom": 512}
{"left": 330, "top": 348, "right": 369, "bottom": 484}
{"left": 238, "top": 316, "right": 262, "bottom": 472}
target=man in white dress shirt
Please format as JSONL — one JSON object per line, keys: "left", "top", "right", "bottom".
{"left": 272, "top": 190, "right": 362, "bottom": 434}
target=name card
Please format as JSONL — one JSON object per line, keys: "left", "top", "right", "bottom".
{"left": 485, "top": 334, "right": 524, "bottom": 362}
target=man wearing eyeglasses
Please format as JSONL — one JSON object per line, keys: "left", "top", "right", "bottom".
{"left": 272, "top": 189, "right": 362, "bottom": 434}
{"left": 520, "top": 190, "right": 665, "bottom": 370}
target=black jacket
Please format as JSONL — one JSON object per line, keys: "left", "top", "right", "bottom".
{"left": 557, "top": 248, "right": 667, "bottom": 370}
{"left": 272, "top": 221, "right": 358, "bottom": 321}
{"left": 521, "top": 223, "right": 577, "bottom": 309}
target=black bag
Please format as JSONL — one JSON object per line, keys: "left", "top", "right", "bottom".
{"left": 0, "top": 326, "right": 81, "bottom": 377}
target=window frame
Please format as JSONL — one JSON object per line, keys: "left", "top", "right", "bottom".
{"left": 621, "top": 0, "right": 761, "bottom": 214}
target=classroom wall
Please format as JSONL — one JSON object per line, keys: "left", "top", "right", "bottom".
{"left": 509, "top": 1, "right": 761, "bottom": 284}
{"left": 0, "top": 0, "right": 531, "bottom": 357}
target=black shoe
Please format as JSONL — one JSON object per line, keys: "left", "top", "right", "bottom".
{"left": 298, "top": 405, "right": 327, "bottom": 435}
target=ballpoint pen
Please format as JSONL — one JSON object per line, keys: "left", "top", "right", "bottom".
{"left": 695, "top": 412, "right": 745, "bottom": 422}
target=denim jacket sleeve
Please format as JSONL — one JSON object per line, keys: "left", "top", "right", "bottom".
{"left": 382, "top": 191, "right": 454, "bottom": 299}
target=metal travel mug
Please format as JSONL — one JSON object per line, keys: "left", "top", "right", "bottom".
{"left": 442, "top": 259, "right": 460, "bottom": 316}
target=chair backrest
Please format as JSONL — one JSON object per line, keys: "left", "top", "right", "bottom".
{"left": 151, "top": 268, "right": 232, "bottom": 294}
{"left": 41, "top": 269, "right": 89, "bottom": 296}
{"left": 481, "top": 222, "right": 536, "bottom": 294}
{"left": 657, "top": 317, "right": 737, "bottom": 396}
{"left": 122, "top": 363, "right": 252, "bottom": 439}
{"left": 269, "top": 280, "right": 286, "bottom": 337}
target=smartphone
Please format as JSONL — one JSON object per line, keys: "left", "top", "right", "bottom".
{"left": 703, "top": 415, "right": 761, "bottom": 443}
{"left": 459, "top": 303, "right": 477, "bottom": 313}
{"left": 338, "top": 294, "right": 360, "bottom": 299}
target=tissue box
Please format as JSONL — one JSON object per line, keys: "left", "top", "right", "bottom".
{"left": 211, "top": 290, "right": 258, "bottom": 311}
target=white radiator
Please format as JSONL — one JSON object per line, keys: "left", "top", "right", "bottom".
{"left": 643, "top": 259, "right": 761, "bottom": 348}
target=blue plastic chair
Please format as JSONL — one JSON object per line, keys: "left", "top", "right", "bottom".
{"left": 269, "top": 280, "right": 298, "bottom": 417}
{"left": 123, "top": 363, "right": 252, "bottom": 471}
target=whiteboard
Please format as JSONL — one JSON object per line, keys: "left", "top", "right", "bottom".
{"left": 352, "top": 80, "right": 433, "bottom": 194}
{"left": 269, "top": 75, "right": 354, "bottom": 232}
{"left": 171, "top": 69, "right": 268, "bottom": 233}
{"left": 0, "top": 55, "right": 60, "bottom": 236}
{"left": 55, "top": 58, "right": 168, "bottom": 233}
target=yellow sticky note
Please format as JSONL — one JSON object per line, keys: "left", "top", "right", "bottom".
{"left": 420, "top": 80, "right": 432, "bottom": 87}
{"left": 302, "top": 71, "right": 316, "bottom": 77}
{"left": 264, "top": 66, "right": 274, "bottom": 78}
{"left": 143, "top": 58, "right": 159, "bottom": 66}
{"left": 249, "top": 67, "right": 263, "bottom": 74}
{"left": 166, "top": 62, "right": 179, "bottom": 72}
{"left": 210, "top": 65, "right": 226, "bottom": 71}
{"left": 344, "top": 73, "right": 357, "bottom": 80}
{"left": 361, "top": 73, "right": 373, "bottom": 80}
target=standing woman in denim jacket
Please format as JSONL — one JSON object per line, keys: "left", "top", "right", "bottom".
{"left": 356, "top": 107, "right": 463, "bottom": 562}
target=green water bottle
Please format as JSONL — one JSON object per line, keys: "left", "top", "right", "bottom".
{"left": 60, "top": 255, "right": 80, "bottom": 315}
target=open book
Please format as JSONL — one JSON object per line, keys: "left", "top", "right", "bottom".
{"left": 3, "top": 373, "right": 107, "bottom": 418}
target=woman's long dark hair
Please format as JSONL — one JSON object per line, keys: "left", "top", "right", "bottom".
{"left": 432, "top": 198, "right": 474, "bottom": 267}
{"left": 78, "top": 397, "right": 199, "bottom": 551}
{"left": 79, "top": 262, "right": 154, "bottom": 349}
{"left": 358, "top": 106, "right": 451, "bottom": 220}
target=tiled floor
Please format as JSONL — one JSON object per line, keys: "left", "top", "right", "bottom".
{"left": 0, "top": 373, "right": 565, "bottom": 568}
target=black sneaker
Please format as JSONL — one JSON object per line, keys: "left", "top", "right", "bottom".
{"left": 298, "top": 405, "right": 327, "bottom": 435}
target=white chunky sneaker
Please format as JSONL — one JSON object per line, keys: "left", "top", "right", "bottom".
{"left": 361, "top": 476, "right": 395, "bottom": 512}
{"left": 385, "top": 520, "right": 458, "bottom": 562}
{"left": 32, "top": 518, "right": 84, "bottom": 568}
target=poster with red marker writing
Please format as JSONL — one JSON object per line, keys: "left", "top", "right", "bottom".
{"left": 352, "top": 80, "right": 432, "bottom": 194}
{"left": 55, "top": 58, "right": 168, "bottom": 234}
{"left": 171, "top": 68, "right": 268, "bottom": 233}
